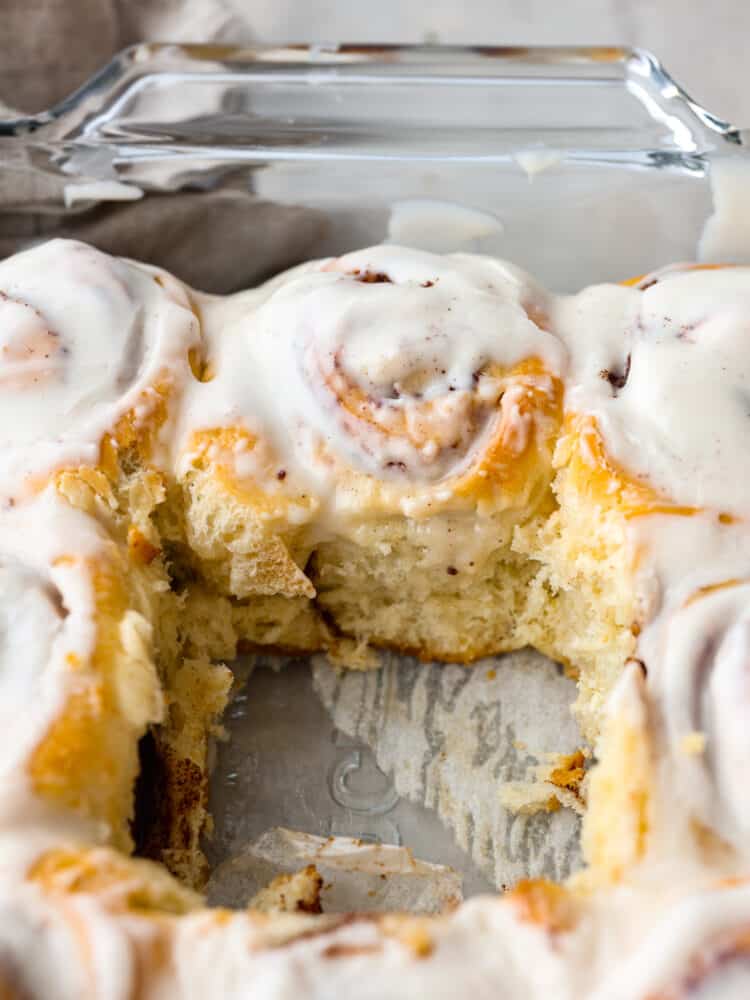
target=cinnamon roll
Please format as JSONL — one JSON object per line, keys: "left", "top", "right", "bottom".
{"left": 623, "top": 515, "right": 750, "bottom": 870}
{"left": 524, "top": 262, "right": 750, "bottom": 743}
{"left": 661, "top": 581, "right": 750, "bottom": 846}
{"left": 0, "top": 835, "right": 578, "bottom": 1000}
{"left": 556, "top": 262, "right": 750, "bottom": 518}
{"left": 0, "top": 238, "right": 201, "bottom": 504}
{"left": 0, "top": 239, "right": 233, "bottom": 885}
{"left": 0, "top": 487, "right": 162, "bottom": 851}
{"left": 554, "top": 262, "right": 750, "bottom": 869}
{"left": 588, "top": 882, "right": 750, "bottom": 1000}
{"left": 6, "top": 838, "right": 750, "bottom": 999}
{"left": 173, "top": 245, "right": 565, "bottom": 661}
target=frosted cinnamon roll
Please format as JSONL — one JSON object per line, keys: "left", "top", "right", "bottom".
{"left": 0, "top": 836, "right": 577, "bottom": 1000}
{"left": 0, "top": 488, "right": 162, "bottom": 850}
{"left": 589, "top": 882, "right": 750, "bottom": 1000}
{"left": 186, "top": 245, "right": 563, "bottom": 501}
{"left": 172, "top": 246, "right": 565, "bottom": 661}
{"left": 539, "top": 261, "right": 750, "bottom": 858}
{"left": 0, "top": 241, "right": 229, "bottom": 887}
{"left": 660, "top": 584, "right": 750, "bottom": 853}
{"left": 631, "top": 511, "right": 750, "bottom": 867}
{"left": 555, "top": 262, "right": 750, "bottom": 518}
{"left": 520, "top": 262, "right": 750, "bottom": 744}
{"left": 4, "top": 839, "right": 750, "bottom": 999}
{"left": 0, "top": 238, "right": 201, "bottom": 502}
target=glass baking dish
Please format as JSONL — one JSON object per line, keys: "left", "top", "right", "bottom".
{"left": 1, "top": 44, "right": 747, "bottom": 907}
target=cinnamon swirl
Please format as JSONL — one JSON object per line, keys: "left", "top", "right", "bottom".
{"left": 0, "top": 237, "right": 201, "bottom": 505}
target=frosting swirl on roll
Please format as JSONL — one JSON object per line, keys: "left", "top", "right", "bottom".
{"left": 0, "top": 487, "right": 161, "bottom": 843}
{"left": 185, "top": 245, "right": 564, "bottom": 505}
{"left": 0, "top": 491, "right": 99, "bottom": 822}
{"left": 556, "top": 265, "right": 750, "bottom": 516}
{"left": 616, "top": 510, "right": 750, "bottom": 865}
{"left": 653, "top": 579, "right": 750, "bottom": 853}
{"left": 665, "top": 937, "right": 750, "bottom": 999}
{"left": 589, "top": 883, "right": 750, "bottom": 1000}
{"left": 0, "top": 238, "right": 201, "bottom": 496}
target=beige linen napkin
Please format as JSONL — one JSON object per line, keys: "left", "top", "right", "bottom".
{"left": 0, "top": 0, "right": 325, "bottom": 292}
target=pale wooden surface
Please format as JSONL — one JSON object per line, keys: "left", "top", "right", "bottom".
{"left": 1, "top": 0, "right": 748, "bottom": 125}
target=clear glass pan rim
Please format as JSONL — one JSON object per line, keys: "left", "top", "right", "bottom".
{"left": 0, "top": 43, "right": 741, "bottom": 142}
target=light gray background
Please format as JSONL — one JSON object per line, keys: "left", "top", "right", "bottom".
{"left": 1, "top": 0, "right": 749, "bottom": 125}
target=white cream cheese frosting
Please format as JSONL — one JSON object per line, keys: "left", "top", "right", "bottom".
{"left": 0, "top": 851, "right": 749, "bottom": 999}
{"left": 1, "top": 241, "right": 750, "bottom": 995}
{"left": 0, "top": 483, "right": 163, "bottom": 853}
{"left": 547, "top": 264, "right": 750, "bottom": 875}
{"left": 0, "top": 489, "right": 115, "bottom": 833}
{"left": 0, "top": 238, "right": 200, "bottom": 498}
{"left": 555, "top": 266, "right": 750, "bottom": 516}
{"left": 177, "top": 245, "right": 563, "bottom": 508}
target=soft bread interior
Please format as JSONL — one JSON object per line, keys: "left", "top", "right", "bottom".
{"left": 160, "top": 456, "right": 637, "bottom": 733}
{"left": 56, "top": 399, "right": 640, "bottom": 894}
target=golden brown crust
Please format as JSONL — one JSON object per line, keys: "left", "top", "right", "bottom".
{"left": 29, "top": 846, "right": 200, "bottom": 915}
{"left": 547, "top": 750, "right": 588, "bottom": 810}
{"left": 29, "top": 556, "right": 163, "bottom": 852}
{"left": 136, "top": 656, "right": 232, "bottom": 889}
{"left": 380, "top": 915, "right": 435, "bottom": 958}
{"left": 557, "top": 413, "right": 701, "bottom": 520}
{"left": 507, "top": 879, "right": 579, "bottom": 934}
